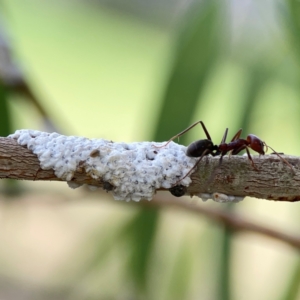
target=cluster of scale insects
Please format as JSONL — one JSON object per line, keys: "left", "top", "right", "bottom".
{"left": 158, "top": 121, "right": 294, "bottom": 197}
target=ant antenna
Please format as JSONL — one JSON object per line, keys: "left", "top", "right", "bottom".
{"left": 264, "top": 143, "right": 294, "bottom": 172}
{"left": 154, "top": 121, "right": 203, "bottom": 148}
{"left": 220, "top": 128, "right": 228, "bottom": 144}
{"left": 199, "top": 121, "right": 212, "bottom": 141}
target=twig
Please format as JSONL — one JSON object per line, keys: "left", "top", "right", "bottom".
{"left": 2, "top": 131, "right": 300, "bottom": 250}
{"left": 1, "top": 132, "right": 300, "bottom": 202}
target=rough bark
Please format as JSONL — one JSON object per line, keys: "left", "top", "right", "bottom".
{"left": 0, "top": 137, "right": 299, "bottom": 202}
{"left": 188, "top": 154, "right": 299, "bottom": 201}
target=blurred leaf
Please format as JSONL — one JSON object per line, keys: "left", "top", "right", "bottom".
{"left": 127, "top": 0, "right": 224, "bottom": 295}
{"left": 277, "top": 2, "right": 300, "bottom": 297}
{"left": 165, "top": 241, "right": 193, "bottom": 300}
{"left": 0, "top": 12, "right": 56, "bottom": 193}
{"left": 0, "top": 14, "right": 60, "bottom": 133}
{"left": 125, "top": 208, "right": 159, "bottom": 293}
{"left": 217, "top": 58, "right": 270, "bottom": 300}
{"left": 279, "top": 260, "right": 300, "bottom": 300}
{"left": 280, "top": 0, "right": 300, "bottom": 60}
{"left": 218, "top": 225, "right": 231, "bottom": 300}
{"left": 0, "top": 84, "right": 10, "bottom": 136}
{"left": 152, "top": 0, "right": 222, "bottom": 143}
{"left": 239, "top": 65, "right": 268, "bottom": 131}
{"left": 0, "top": 83, "right": 20, "bottom": 195}
{"left": 73, "top": 225, "right": 124, "bottom": 279}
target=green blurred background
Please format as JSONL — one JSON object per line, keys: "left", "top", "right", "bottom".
{"left": 1, "top": 0, "right": 300, "bottom": 299}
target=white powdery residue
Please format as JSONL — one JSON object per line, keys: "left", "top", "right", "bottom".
{"left": 198, "top": 193, "right": 213, "bottom": 202}
{"left": 9, "top": 130, "right": 197, "bottom": 201}
{"left": 212, "top": 192, "right": 244, "bottom": 203}
{"left": 67, "top": 181, "right": 82, "bottom": 189}
{"left": 197, "top": 192, "right": 245, "bottom": 203}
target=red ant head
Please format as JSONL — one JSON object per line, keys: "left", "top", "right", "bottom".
{"left": 246, "top": 134, "right": 265, "bottom": 155}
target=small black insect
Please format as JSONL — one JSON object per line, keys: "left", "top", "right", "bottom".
{"left": 169, "top": 185, "right": 187, "bottom": 197}
{"left": 103, "top": 181, "right": 114, "bottom": 192}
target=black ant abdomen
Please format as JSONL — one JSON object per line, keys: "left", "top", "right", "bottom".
{"left": 186, "top": 139, "right": 218, "bottom": 157}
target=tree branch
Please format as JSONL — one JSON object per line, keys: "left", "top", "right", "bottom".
{"left": 2, "top": 131, "right": 300, "bottom": 250}
{"left": 1, "top": 131, "right": 300, "bottom": 202}
{"left": 0, "top": 137, "right": 103, "bottom": 186}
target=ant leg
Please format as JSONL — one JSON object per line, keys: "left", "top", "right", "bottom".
{"left": 230, "top": 128, "right": 243, "bottom": 142}
{"left": 230, "top": 144, "right": 258, "bottom": 170}
{"left": 155, "top": 121, "right": 203, "bottom": 148}
{"left": 173, "top": 149, "right": 210, "bottom": 185}
{"left": 231, "top": 144, "right": 246, "bottom": 155}
{"left": 245, "top": 147, "right": 258, "bottom": 170}
{"left": 265, "top": 144, "right": 294, "bottom": 172}
{"left": 220, "top": 128, "right": 228, "bottom": 144}
{"left": 200, "top": 121, "right": 213, "bottom": 141}
{"left": 208, "top": 128, "right": 227, "bottom": 157}
{"left": 206, "top": 128, "right": 228, "bottom": 181}
{"left": 218, "top": 153, "right": 226, "bottom": 166}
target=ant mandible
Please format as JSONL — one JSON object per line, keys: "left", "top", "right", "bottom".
{"left": 158, "top": 120, "right": 294, "bottom": 184}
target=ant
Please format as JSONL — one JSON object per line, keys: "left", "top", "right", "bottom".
{"left": 158, "top": 121, "right": 294, "bottom": 184}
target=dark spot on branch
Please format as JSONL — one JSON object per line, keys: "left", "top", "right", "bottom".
{"left": 169, "top": 185, "right": 187, "bottom": 197}
{"left": 103, "top": 181, "right": 114, "bottom": 192}
{"left": 90, "top": 149, "right": 100, "bottom": 157}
